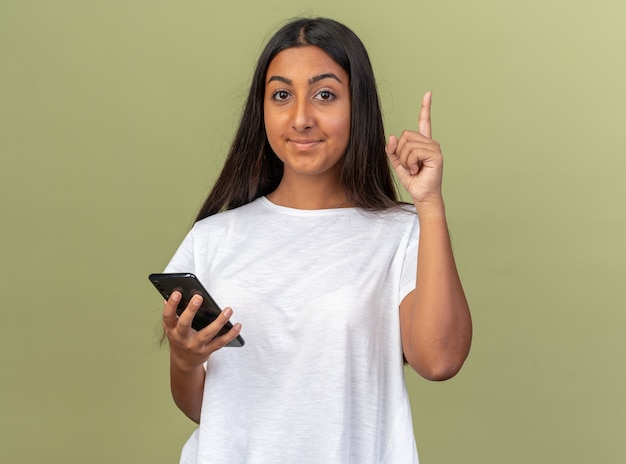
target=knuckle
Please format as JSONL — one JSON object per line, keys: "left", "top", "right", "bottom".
{"left": 207, "top": 331, "right": 232, "bottom": 351}
{"left": 212, "top": 338, "right": 228, "bottom": 351}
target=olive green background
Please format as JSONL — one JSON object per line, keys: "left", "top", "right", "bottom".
{"left": 2, "top": 0, "right": 625, "bottom": 462}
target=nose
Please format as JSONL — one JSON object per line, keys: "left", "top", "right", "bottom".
{"left": 291, "top": 98, "right": 314, "bottom": 131}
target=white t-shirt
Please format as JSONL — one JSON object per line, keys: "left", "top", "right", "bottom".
{"left": 165, "top": 197, "right": 420, "bottom": 464}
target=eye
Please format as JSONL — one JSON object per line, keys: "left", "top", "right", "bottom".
{"left": 272, "top": 90, "right": 291, "bottom": 101}
{"left": 315, "top": 90, "right": 336, "bottom": 101}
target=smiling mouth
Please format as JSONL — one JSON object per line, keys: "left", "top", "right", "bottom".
{"left": 289, "top": 139, "right": 321, "bottom": 150}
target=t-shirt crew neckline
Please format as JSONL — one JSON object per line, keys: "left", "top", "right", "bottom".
{"left": 259, "top": 196, "right": 358, "bottom": 216}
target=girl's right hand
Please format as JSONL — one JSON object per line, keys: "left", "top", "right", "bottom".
{"left": 162, "top": 291, "right": 242, "bottom": 372}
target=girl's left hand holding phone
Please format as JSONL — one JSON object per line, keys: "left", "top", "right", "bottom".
{"left": 162, "top": 292, "right": 242, "bottom": 371}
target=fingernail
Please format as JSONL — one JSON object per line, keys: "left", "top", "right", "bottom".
{"left": 223, "top": 308, "right": 233, "bottom": 318}
{"left": 192, "top": 295, "right": 203, "bottom": 306}
{"left": 171, "top": 292, "right": 181, "bottom": 302}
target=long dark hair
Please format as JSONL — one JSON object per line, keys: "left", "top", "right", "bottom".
{"left": 196, "top": 17, "right": 400, "bottom": 221}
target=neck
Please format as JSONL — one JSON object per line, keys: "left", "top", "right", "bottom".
{"left": 267, "top": 176, "right": 350, "bottom": 210}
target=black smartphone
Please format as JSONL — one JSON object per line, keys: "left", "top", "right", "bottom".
{"left": 149, "top": 272, "right": 244, "bottom": 347}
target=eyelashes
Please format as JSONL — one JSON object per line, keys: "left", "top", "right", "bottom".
{"left": 316, "top": 90, "right": 335, "bottom": 101}
{"left": 272, "top": 90, "right": 290, "bottom": 101}
{"left": 270, "top": 89, "right": 337, "bottom": 102}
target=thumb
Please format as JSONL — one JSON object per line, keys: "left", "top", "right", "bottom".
{"left": 385, "top": 134, "right": 398, "bottom": 157}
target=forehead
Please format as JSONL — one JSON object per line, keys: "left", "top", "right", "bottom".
{"left": 266, "top": 46, "right": 348, "bottom": 82}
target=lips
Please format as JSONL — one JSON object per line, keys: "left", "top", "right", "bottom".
{"left": 289, "top": 139, "right": 322, "bottom": 151}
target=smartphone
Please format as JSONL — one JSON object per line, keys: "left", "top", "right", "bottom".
{"left": 149, "top": 273, "right": 244, "bottom": 347}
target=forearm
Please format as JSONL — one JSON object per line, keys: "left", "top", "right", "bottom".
{"left": 170, "top": 352, "right": 205, "bottom": 424}
{"left": 401, "top": 201, "right": 472, "bottom": 380}
{"left": 162, "top": 293, "right": 242, "bottom": 424}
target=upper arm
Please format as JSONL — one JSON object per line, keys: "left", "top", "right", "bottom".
{"left": 399, "top": 289, "right": 419, "bottom": 369}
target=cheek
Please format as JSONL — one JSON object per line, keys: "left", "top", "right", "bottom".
{"left": 263, "top": 110, "right": 284, "bottom": 158}
{"left": 263, "top": 109, "right": 279, "bottom": 141}
{"left": 328, "top": 101, "right": 351, "bottom": 140}
{"left": 327, "top": 114, "right": 351, "bottom": 147}
{"left": 263, "top": 104, "right": 287, "bottom": 131}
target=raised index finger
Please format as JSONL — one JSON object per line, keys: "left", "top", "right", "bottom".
{"left": 418, "top": 91, "right": 432, "bottom": 139}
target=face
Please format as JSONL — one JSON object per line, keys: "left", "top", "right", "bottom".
{"left": 263, "top": 46, "right": 351, "bottom": 183}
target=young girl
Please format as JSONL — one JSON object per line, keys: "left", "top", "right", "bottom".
{"left": 160, "top": 17, "right": 472, "bottom": 464}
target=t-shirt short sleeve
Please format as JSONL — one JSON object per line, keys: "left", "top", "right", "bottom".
{"left": 164, "top": 227, "right": 196, "bottom": 273}
{"left": 398, "top": 214, "right": 420, "bottom": 303}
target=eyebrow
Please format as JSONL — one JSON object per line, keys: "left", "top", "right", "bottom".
{"left": 266, "top": 73, "right": 344, "bottom": 86}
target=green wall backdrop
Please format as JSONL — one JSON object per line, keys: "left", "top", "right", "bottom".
{"left": 2, "top": 0, "right": 625, "bottom": 462}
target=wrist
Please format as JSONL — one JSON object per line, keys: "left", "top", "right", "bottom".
{"left": 414, "top": 197, "right": 446, "bottom": 221}
{"left": 170, "top": 352, "right": 205, "bottom": 376}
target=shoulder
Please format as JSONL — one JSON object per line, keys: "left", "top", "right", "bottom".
{"left": 358, "top": 204, "right": 419, "bottom": 229}
{"left": 192, "top": 198, "right": 266, "bottom": 233}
